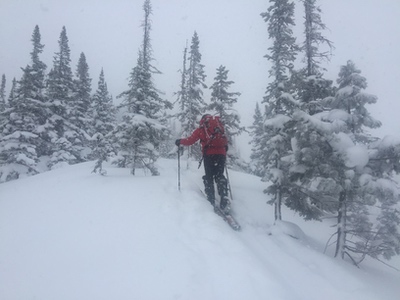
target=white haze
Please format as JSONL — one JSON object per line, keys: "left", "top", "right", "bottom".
{"left": 1, "top": 0, "right": 399, "bottom": 144}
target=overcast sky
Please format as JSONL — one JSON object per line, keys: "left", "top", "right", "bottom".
{"left": 1, "top": 0, "right": 400, "bottom": 141}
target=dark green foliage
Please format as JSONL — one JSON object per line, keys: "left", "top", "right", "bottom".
{"left": 249, "top": 103, "right": 264, "bottom": 177}
{"left": 0, "top": 25, "right": 49, "bottom": 181}
{"left": 260, "top": 0, "right": 299, "bottom": 221}
{"left": 91, "top": 69, "right": 116, "bottom": 172}
{"left": 72, "top": 52, "right": 92, "bottom": 136}
{"left": 0, "top": 74, "right": 6, "bottom": 112}
{"left": 209, "top": 65, "right": 243, "bottom": 140}
{"left": 115, "top": 0, "right": 170, "bottom": 175}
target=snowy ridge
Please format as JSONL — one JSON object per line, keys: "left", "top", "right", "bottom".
{"left": 0, "top": 159, "right": 399, "bottom": 300}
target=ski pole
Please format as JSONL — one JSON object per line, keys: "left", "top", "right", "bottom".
{"left": 225, "top": 164, "right": 233, "bottom": 200}
{"left": 177, "top": 146, "right": 181, "bottom": 191}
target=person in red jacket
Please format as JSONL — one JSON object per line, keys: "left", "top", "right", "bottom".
{"left": 175, "top": 114, "right": 230, "bottom": 213}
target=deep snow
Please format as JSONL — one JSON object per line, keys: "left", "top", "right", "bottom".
{"left": 0, "top": 158, "right": 399, "bottom": 300}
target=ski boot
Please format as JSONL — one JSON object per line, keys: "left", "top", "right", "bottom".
{"left": 220, "top": 196, "right": 231, "bottom": 214}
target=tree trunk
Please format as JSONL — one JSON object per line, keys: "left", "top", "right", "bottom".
{"left": 274, "top": 157, "right": 282, "bottom": 221}
{"left": 335, "top": 191, "right": 347, "bottom": 258}
{"left": 274, "top": 186, "right": 282, "bottom": 221}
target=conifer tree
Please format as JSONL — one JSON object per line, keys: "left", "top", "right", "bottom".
{"left": 73, "top": 52, "right": 92, "bottom": 134}
{"left": 292, "top": 61, "right": 400, "bottom": 265}
{"left": 70, "top": 52, "right": 92, "bottom": 158}
{"left": 208, "top": 65, "right": 243, "bottom": 140}
{"left": 324, "top": 61, "right": 390, "bottom": 262}
{"left": 0, "top": 74, "right": 6, "bottom": 112}
{"left": 325, "top": 60, "right": 381, "bottom": 143}
{"left": 92, "top": 69, "right": 115, "bottom": 137}
{"left": 249, "top": 102, "right": 265, "bottom": 177}
{"left": 91, "top": 69, "right": 116, "bottom": 174}
{"left": 174, "top": 45, "right": 189, "bottom": 132}
{"left": 286, "top": 0, "right": 335, "bottom": 220}
{"left": 301, "top": 0, "right": 333, "bottom": 77}
{"left": 47, "top": 26, "right": 74, "bottom": 123}
{"left": 47, "top": 26, "right": 82, "bottom": 168}
{"left": 0, "top": 75, "right": 6, "bottom": 141}
{"left": 208, "top": 65, "right": 244, "bottom": 167}
{"left": 8, "top": 78, "right": 17, "bottom": 106}
{"left": 291, "top": 0, "right": 334, "bottom": 115}
{"left": 0, "top": 25, "right": 48, "bottom": 182}
{"left": 114, "top": 0, "right": 171, "bottom": 175}
{"left": 260, "top": 0, "right": 299, "bottom": 221}
{"left": 184, "top": 31, "right": 207, "bottom": 160}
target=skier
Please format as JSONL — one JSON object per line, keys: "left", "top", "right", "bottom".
{"left": 175, "top": 114, "right": 231, "bottom": 213}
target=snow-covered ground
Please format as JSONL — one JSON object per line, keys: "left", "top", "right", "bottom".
{"left": 0, "top": 158, "right": 399, "bottom": 300}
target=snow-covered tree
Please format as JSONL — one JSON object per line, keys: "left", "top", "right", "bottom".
{"left": 72, "top": 52, "right": 92, "bottom": 140}
{"left": 249, "top": 102, "right": 265, "bottom": 177}
{"left": 174, "top": 45, "right": 189, "bottom": 130}
{"left": 0, "top": 74, "right": 6, "bottom": 142}
{"left": 208, "top": 65, "right": 244, "bottom": 168}
{"left": 114, "top": 0, "right": 171, "bottom": 176}
{"left": 283, "top": 0, "right": 335, "bottom": 219}
{"left": 289, "top": 0, "right": 334, "bottom": 115}
{"left": 260, "top": 0, "right": 299, "bottom": 221}
{"left": 0, "top": 25, "right": 48, "bottom": 182}
{"left": 47, "top": 26, "right": 83, "bottom": 168}
{"left": 91, "top": 69, "right": 116, "bottom": 174}
{"left": 323, "top": 61, "right": 395, "bottom": 263}
{"left": 47, "top": 26, "right": 74, "bottom": 126}
{"left": 301, "top": 0, "right": 333, "bottom": 77}
{"left": 208, "top": 65, "right": 244, "bottom": 141}
{"left": 92, "top": 69, "right": 115, "bottom": 137}
{"left": 0, "top": 74, "right": 6, "bottom": 112}
{"left": 324, "top": 60, "right": 381, "bottom": 144}
{"left": 8, "top": 78, "right": 17, "bottom": 105}
{"left": 183, "top": 31, "right": 208, "bottom": 160}
{"left": 292, "top": 61, "right": 400, "bottom": 265}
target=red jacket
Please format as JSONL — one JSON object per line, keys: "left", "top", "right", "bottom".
{"left": 180, "top": 127, "right": 228, "bottom": 156}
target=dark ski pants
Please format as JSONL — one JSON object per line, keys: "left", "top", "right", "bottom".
{"left": 202, "top": 154, "right": 228, "bottom": 204}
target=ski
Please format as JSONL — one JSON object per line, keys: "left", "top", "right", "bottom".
{"left": 197, "top": 187, "right": 241, "bottom": 231}
{"left": 213, "top": 206, "right": 241, "bottom": 231}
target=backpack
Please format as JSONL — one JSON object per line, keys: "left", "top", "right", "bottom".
{"left": 200, "top": 115, "right": 227, "bottom": 148}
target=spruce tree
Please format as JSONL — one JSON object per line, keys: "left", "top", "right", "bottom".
{"left": 0, "top": 74, "right": 6, "bottom": 112}
{"left": 325, "top": 60, "right": 381, "bottom": 143}
{"left": 249, "top": 102, "right": 265, "bottom": 177}
{"left": 286, "top": 0, "right": 336, "bottom": 220}
{"left": 174, "top": 45, "right": 189, "bottom": 133}
{"left": 114, "top": 0, "right": 171, "bottom": 176}
{"left": 325, "top": 61, "right": 389, "bottom": 263}
{"left": 208, "top": 65, "right": 244, "bottom": 168}
{"left": 184, "top": 31, "right": 207, "bottom": 160}
{"left": 0, "top": 75, "right": 6, "bottom": 141}
{"left": 289, "top": 0, "right": 334, "bottom": 115}
{"left": 208, "top": 65, "right": 243, "bottom": 140}
{"left": 92, "top": 69, "right": 115, "bottom": 137}
{"left": 47, "top": 26, "right": 74, "bottom": 122}
{"left": 301, "top": 0, "right": 333, "bottom": 77}
{"left": 91, "top": 69, "right": 116, "bottom": 174}
{"left": 260, "top": 0, "right": 299, "bottom": 221}
{"left": 47, "top": 26, "right": 82, "bottom": 168}
{"left": 8, "top": 78, "right": 17, "bottom": 105}
{"left": 0, "top": 25, "right": 48, "bottom": 182}
{"left": 71, "top": 52, "right": 92, "bottom": 157}
{"left": 291, "top": 61, "right": 400, "bottom": 265}
{"left": 73, "top": 53, "right": 92, "bottom": 133}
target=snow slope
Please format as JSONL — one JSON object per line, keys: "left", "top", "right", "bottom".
{"left": 0, "top": 158, "right": 399, "bottom": 300}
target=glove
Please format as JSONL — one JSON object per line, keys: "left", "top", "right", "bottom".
{"left": 175, "top": 139, "right": 181, "bottom": 146}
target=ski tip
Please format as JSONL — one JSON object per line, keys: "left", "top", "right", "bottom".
{"left": 233, "top": 225, "right": 241, "bottom": 231}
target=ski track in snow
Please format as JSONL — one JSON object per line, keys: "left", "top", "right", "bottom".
{"left": 0, "top": 158, "right": 399, "bottom": 300}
